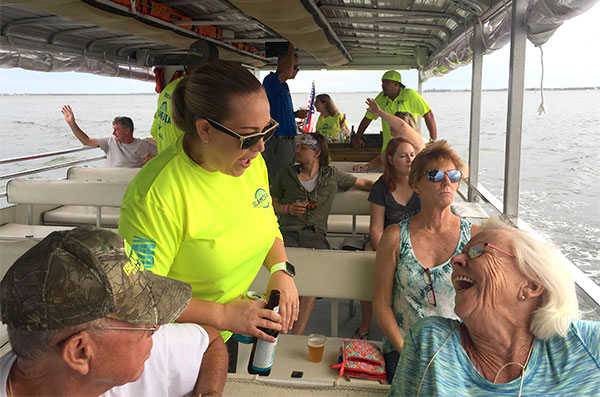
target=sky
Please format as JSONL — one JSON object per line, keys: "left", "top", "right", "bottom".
{"left": 0, "top": 2, "right": 599, "bottom": 94}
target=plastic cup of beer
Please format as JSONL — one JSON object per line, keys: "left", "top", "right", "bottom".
{"left": 307, "top": 334, "right": 326, "bottom": 363}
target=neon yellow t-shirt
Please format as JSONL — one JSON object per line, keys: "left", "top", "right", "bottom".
{"left": 364, "top": 88, "right": 431, "bottom": 151}
{"left": 315, "top": 113, "right": 347, "bottom": 140}
{"left": 118, "top": 136, "right": 281, "bottom": 341}
{"left": 150, "top": 77, "right": 185, "bottom": 152}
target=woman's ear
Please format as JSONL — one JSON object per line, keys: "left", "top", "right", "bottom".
{"left": 521, "top": 279, "right": 544, "bottom": 300}
{"left": 195, "top": 119, "right": 211, "bottom": 144}
{"left": 412, "top": 179, "right": 422, "bottom": 195}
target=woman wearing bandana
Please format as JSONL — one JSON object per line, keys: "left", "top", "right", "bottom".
{"left": 270, "top": 132, "right": 373, "bottom": 335}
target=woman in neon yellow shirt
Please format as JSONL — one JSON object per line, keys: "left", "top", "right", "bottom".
{"left": 118, "top": 61, "right": 299, "bottom": 368}
{"left": 314, "top": 94, "right": 350, "bottom": 141}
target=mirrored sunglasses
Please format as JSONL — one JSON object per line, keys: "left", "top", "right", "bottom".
{"left": 425, "top": 169, "right": 462, "bottom": 183}
{"left": 467, "top": 242, "right": 515, "bottom": 259}
{"left": 205, "top": 118, "right": 278, "bottom": 149}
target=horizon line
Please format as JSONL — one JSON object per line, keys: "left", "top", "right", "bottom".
{"left": 1, "top": 87, "right": 598, "bottom": 96}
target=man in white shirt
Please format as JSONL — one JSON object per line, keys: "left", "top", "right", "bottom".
{"left": 62, "top": 105, "right": 157, "bottom": 167}
{"left": 0, "top": 227, "right": 227, "bottom": 397}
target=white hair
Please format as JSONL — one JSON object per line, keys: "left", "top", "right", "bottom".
{"left": 478, "top": 217, "right": 579, "bottom": 339}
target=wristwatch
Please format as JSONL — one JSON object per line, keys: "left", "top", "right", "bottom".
{"left": 270, "top": 261, "right": 296, "bottom": 278}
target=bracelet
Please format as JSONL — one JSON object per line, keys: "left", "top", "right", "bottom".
{"left": 285, "top": 204, "right": 289, "bottom": 214}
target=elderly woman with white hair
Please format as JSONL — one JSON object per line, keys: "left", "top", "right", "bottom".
{"left": 390, "top": 217, "right": 600, "bottom": 396}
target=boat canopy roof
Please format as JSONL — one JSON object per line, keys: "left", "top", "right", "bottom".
{"left": 0, "top": 0, "right": 597, "bottom": 81}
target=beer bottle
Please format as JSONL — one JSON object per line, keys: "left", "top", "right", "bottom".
{"left": 247, "top": 290, "right": 281, "bottom": 376}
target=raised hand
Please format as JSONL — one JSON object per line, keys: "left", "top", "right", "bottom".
{"left": 61, "top": 105, "right": 75, "bottom": 125}
{"left": 365, "top": 98, "right": 382, "bottom": 115}
{"left": 339, "top": 113, "right": 347, "bottom": 128}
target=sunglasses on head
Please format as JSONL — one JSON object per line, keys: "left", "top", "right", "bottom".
{"left": 425, "top": 169, "right": 462, "bottom": 183}
{"left": 204, "top": 118, "right": 278, "bottom": 149}
{"left": 466, "top": 242, "right": 515, "bottom": 259}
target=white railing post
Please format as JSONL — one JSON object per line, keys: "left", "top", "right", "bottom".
{"left": 503, "top": 0, "right": 528, "bottom": 219}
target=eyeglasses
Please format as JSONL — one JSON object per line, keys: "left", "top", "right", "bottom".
{"left": 466, "top": 242, "right": 515, "bottom": 259}
{"left": 425, "top": 169, "right": 462, "bottom": 183}
{"left": 204, "top": 118, "right": 278, "bottom": 149}
{"left": 422, "top": 268, "right": 437, "bottom": 307}
{"left": 56, "top": 325, "right": 158, "bottom": 346}
{"left": 99, "top": 326, "right": 159, "bottom": 336}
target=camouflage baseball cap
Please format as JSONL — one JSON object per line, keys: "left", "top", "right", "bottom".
{"left": 0, "top": 227, "right": 192, "bottom": 331}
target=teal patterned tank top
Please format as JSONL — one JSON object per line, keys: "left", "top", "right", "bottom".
{"left": 382, "top": 217, "right": 472, "bottom": 354}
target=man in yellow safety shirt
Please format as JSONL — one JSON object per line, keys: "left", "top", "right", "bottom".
{"left": 352, "top": 70, "right": 437, "bottom": 151}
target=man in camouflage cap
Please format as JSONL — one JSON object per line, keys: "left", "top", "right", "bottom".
{"left": 0, "top": 227, "right": 227, "bottom": 397}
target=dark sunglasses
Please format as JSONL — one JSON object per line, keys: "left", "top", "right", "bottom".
{"left": 466, "top": 242, "right": 515, "bottom": 259}
{"left": 204, "top": 118, "right": 278, "bottom": 149}
{"left": 425, "top": 169, "right": 462, "bottom": 183}
{"left": 422, "top": 268, "right": 437, "bottom": 307}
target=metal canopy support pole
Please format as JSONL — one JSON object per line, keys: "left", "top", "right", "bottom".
{"left": 468, "top": 23, "right": 484, "bottom": 202}
{"left": 503, "top": 0, "right": 527, "bottom": 219}
{"left": 417, "top": 72, "right": 424, "bottom": 133}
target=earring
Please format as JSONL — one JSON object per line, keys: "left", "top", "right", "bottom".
{"left": 203, "top": 140, "right": 208, "bottom": 146}
{"left": 520, "top": 295, "right": 526, "bottom": 301}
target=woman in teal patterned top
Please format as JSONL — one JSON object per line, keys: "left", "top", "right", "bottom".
{"left": 391, "top": 218, "right": 598, "bottom": 396}
{"left": 373, "top": 140, "right": 477, "bottom": 383}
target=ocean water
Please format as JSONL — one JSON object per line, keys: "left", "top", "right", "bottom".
{"left": 0, "top": 91, "right": 599, "bottom": 286}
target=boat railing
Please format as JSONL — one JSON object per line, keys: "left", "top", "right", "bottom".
{"left": 459, "top": 179, "right": 600, "bottom": 320}
{"left": 0, "top": 147, "right": 106, "bottom": 199}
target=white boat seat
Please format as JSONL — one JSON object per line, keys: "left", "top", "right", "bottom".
{"left": 0, "top": 223, "right": 118, "bottom": 242}
{"left": 0, "top": 223, "right": 74, "bottom": 240}
{"left": 44, "top": 206, "right": 120, "bottom": 227}
{"left": 327, "top": 215, "right": 370, "bottom": 235}
{"left": 451, "top": 202, "right": 489, "bottom": 223}
{"left": 67, "top": 166, "right": 140, "bottom": 182}
{"left": 0, "top": 237, "right": 41, "bottom": 280}
{"left": 250, "top": 247, "right": 376, "bottom": 337}
{"left": 6, "top": 179, "right": 128, "bottom": 207}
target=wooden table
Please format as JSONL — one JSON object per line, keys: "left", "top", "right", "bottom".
{"left": 328, "top": 143, "right": 380, "bottom": 162}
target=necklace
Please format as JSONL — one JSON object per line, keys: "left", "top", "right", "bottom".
{"left": 492, "top": 339, "right": 534, "bottom": 396}
{"left": 417, "top": 323, "right": 535, "bottom": 397}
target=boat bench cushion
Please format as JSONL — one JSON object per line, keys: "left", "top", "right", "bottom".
{"left": 0, "top": 223, "right": 74, "bottom": 240}
{"left": 0, "top": 223, "right": 118, "bottom": 241}
{"left": 6, "top": 179, "right": 128, "bottom": 207}
{"left": 43, "top": 209, "right": 369, "bottom": 233}
{"left": 451, "top": 202, "right": 488, "bottom": 219}
{"left": 43, "top": 206, "right": 120, "bottom": 227}
{"left": 67, "top": 166, "right": 140, "bottom": 182}
{"left": 327, "top": 215, "right": 369, "bottom": 234}
{"left": 250, "top": 247, "right": 376, "bottom": 301}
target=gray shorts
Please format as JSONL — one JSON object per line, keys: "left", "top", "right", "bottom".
{"left": 282, "top": 228, "right": 330, "bottom": 250}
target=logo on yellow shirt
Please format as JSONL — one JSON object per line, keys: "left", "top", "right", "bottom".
{"left": 252, "top": 188, "right": 270, "bottom": 209}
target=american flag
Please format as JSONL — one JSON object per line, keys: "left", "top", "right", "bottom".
{"left": 302, "top": 81, "right": 316, "bottom": 133}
